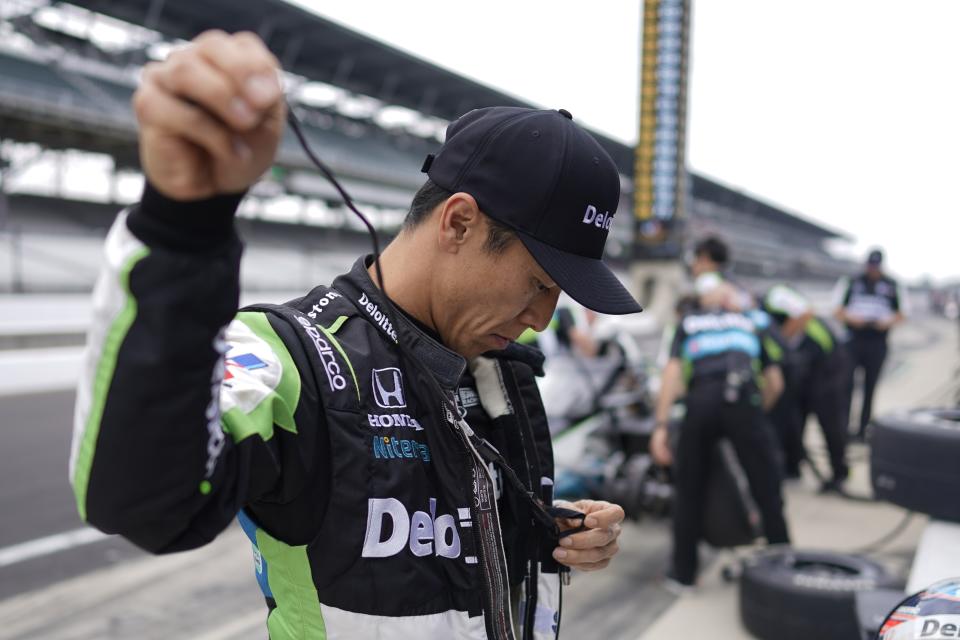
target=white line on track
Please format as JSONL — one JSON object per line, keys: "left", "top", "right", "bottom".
{"left": 0, "top": 527, "right": 109, "bottom": 568}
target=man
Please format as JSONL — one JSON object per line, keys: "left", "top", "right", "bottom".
{"left": 649, "top": 284, "right": 790, "bottom": 588}
{"left": 68, "top": 31, "right": 632, "bottom": 640}
{"left": 689, "top": 236, "right": 753, "bottom": 312}
{"left": 763, "top": 284, "right": 849, "bottom": 491}
{"left": 833, "top": 249, "right": 906, "bottom": 440}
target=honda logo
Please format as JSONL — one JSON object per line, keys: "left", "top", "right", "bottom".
{"left": 372, "top": 367, "right": 406, "bottom": 408}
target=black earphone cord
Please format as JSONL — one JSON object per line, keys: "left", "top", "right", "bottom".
{"left": 284, "top": 106, "right": 587, "bottom": 541}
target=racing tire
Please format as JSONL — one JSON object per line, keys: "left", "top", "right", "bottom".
{"left": 871, "top": 408, "right": 960, "bottom": 522}
{"left": 739, "top": 549, "right": 898, "bottom": 640}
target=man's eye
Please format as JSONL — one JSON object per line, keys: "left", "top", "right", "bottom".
{"left": 535, "top": 280, "right": 549, "bottom": 292}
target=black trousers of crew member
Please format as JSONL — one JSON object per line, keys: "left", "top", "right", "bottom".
{"left": 768, "top": 360, "right": 805, "bottom": 478}
{"left": 672, "top": 382, "right": 791, "bottom": 585}
{"left": 843, "top": 334, "right": 888, "bottom": 437}
{"left": 799, "top": 358, "right": 849, "bottom": 482}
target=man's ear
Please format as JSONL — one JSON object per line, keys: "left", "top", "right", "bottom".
{"left": 436, "top": 192, "right": 483, "bottom": 253}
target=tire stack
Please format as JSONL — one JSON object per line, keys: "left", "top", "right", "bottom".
{"left": 739, "top": 549, "right": 899, "bottom": 640}
{"left": 871, "top": 408, "right": 960, "bottom": 522}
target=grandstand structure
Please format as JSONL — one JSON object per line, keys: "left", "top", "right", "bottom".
{"left": 0, "top": 0, "right": 853, "bottom": 294}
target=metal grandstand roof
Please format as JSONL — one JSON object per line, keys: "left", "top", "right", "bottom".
{"left": 63, "top": 0, "right": 635, "bottom": 171}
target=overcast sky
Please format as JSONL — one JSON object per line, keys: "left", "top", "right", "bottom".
{"left": 297, "top": 1, "right": 960, "bottom": 283}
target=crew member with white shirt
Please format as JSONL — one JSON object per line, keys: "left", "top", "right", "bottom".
{"left": 833, "top": 249, "right": 906, "bottom": 440}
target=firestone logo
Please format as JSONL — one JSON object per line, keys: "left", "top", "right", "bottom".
{"left": 306, "top": 290, "right": 342, "bottom": 319}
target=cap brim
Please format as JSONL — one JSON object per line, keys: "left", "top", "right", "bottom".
{"left": 517, "top": 232, "right": 642, "bottom": 315}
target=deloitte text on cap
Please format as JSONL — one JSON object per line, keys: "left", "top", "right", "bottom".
{"left": 422, "top": 106, "right": 642, "bottom": 315}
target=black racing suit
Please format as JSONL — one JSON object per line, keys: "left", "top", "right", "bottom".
{"left": 668, "top": 309, "right": 790, "bottom": 585}
{"left": 69, "top": 186, "right": 563, "bottom": 640}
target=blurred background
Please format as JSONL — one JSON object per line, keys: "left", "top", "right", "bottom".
{"left": 0, "top": 1, "right": 958, "bottom": 639}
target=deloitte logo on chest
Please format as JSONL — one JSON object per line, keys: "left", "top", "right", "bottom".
{"left": 362, "top": 497, "right": 476, "bottom": 563}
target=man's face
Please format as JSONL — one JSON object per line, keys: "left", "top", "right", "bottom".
{"left": 867, "top": 263, "right": 882, "bottom": 279}
{"left": 434, "top": 222, "right": 561, "bottom": 359}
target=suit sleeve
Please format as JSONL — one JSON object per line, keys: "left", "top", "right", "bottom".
{"left": 69, "top": 184, "right": 323, "bottom": 553}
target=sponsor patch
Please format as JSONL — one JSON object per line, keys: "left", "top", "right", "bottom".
{"left": 362, "top": 497, "right": 474, "bottom": 562}
{"left": 367, "top": 413, "right": 423, "bottom": 431}
{"left": 358, "top": 291, "right": 398, "bottom": 342}
{"left": 295, "top": 316, "right": 347, "bottom": 392}
{"left": 372, "top": 367, "right": 406, "bottom": 408}
{"left": 224, "top": 352, "right": 267, "bottom": 381}
{"left": 372, "top": 435, "right": 430, "bottom": 462}
{"left": 306, "top": 290, "right": 342, "bottom": 319}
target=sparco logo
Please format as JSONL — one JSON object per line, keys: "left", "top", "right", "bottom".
{"left": 358, "top": 292, "right": 398, "bottom": 342}
{"left": 362, "top": 498, "right": 476, "bottom": 563}
{"left": 372, "top": 367, "right": 406, "bottom": 408}
{"left": 306, "top": 290, "right": 342, "bottom": 319}
{"left": 582, "top": 204, "right": 614, "bottom": 230}
{"left": 295, "top": 316, "right": 347, "bottom": 392}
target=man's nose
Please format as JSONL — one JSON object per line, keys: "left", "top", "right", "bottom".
{"left": 521, "top": 288, "right": 561, "bottom": 332}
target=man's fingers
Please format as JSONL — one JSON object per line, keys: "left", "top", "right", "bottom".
{"left": 148, "top": 50, "right": 261, "bottom": 132}
{"left": 571, "top": 558, "right": 611, "bottom": 572}
{"left": 133, "top": 82, "right": 243, "bottom": 162}
{"left": 559, "top": 523, "right": 621, "bottom": 551}
{"left": 553, "top": 538, "right": 620, "bottom": 567}
{"left": 195, "top": 30, "right": 282, "bottom": 110}
{"left": 580, "top": 502, "right": 625, "bottom": 529}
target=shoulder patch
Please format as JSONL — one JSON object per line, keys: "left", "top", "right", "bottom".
{"left": 222, "top": 318, "right": 284, "bottom": 414}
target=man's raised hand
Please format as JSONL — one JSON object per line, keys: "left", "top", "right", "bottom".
{"left": 133, "top": 30, "right": 286, "bottom": 201}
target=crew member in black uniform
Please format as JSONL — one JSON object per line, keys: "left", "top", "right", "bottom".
{"left": 833, "top": 250, "right": 906, "bottom": 440}
{"left": 649, "top": 284, "right": 790, "bottom": 587}
{"left": 764, "top": 285, "right": 849, "bottom": 491}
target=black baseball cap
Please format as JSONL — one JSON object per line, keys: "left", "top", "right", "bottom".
{"left": 867, "top": 249, "right": 884, "bottom": 265}
{"left": 422, "top": 106, "right": 642, "bottom": 315}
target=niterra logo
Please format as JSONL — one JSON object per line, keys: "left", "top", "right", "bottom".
{"left": 368, "top": 413, "right": 423, "bottom": 431}
{"left": 372, "top": 367, "right": 406, "bottom": 408}
{"left": 306, "top": 290, "right": 342, "bottom": 319}
{"left": 358, "top": 292, "right": 398, "bottom": 342}
{"left": 373, "top": 435, "right": 431, "bottom": 462}
{"left": 295, "top": 316, "right": 347, "bottom": 392}
{"left": 362, "top": 497, "right": 476, "bottom": 563}
{"left": 582, "top": 204, "right": 614, "bottom": 230}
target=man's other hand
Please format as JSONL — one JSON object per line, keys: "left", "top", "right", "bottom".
{"left": 649, "top": 427, "right": 673, "bottom": 466}
{"left": 133, "top": 30, "right": 286, "bottom": 201}
{"left": 552, "top": 499, "right": 624, "bottom": 572}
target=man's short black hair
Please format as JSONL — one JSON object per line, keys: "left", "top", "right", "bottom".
{"left": 404, "top": 180, "right": 515, "bottom": 254}
{"left": 694, "top": 236, "right": 729, "bottom": 266}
